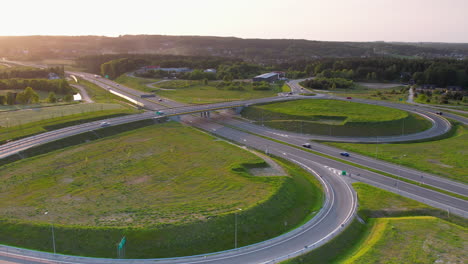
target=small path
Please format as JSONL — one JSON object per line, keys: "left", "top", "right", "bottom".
{"left": 407, "top": 86, "right": 468, "bottom": 114}
{"left": 146, "top": 80, "right": 174, "bottom": 91}
{"left": 357, "top": 82, "right": 404, "bottom": 89}
{"left": 244, "top": 148, "right": 287, "bottom": 177}
{"left": 71, "top": 84, "right": 93, "bottom": 103}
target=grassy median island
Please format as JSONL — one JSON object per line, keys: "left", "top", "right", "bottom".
{"left": 0, "top": 122, "right": 323, "bottom": 258}
{"left": 327, "top": 123, "right": 467, "bottom": 183}
{"left": 241, "top": 99, "right": 431, "bottom": 137}
{"left": 117, "top": 76, "right": 281, "bottom": 104}
{"left": 283, "top": 183, "right": 467, "bottom": 264}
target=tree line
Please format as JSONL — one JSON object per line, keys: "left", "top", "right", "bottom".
{"left": 0, "top": 66, "right": 65, "bottom": 79}
{"left": 0, "top": 79, "right": 74, "bottom": 105}
{"left": 283, "top": 58, "right": 468, "bottom": 89}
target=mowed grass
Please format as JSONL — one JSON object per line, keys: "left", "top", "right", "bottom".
{"left": 0, "top": 122, "right": 274, "bottom": 226}
{"left": 120, "top": 77, "right": 280, "bottom": 104}
{"left": 115, "top": 75, "right": 161, "bottom": 93}
{"left": 330, "top": 86, "right": 408, "bottom": 103}
{"left": 283, "top": 183, "right": 467, "bottom": 264}
{"left": 327, "top": 123, "right": 468, "bottom": 183}
{"left": 242, "top": 99, "right": 431, "bottom": 137}
{"left": 0, "top": 103, "right": 125, "bottom": 127}
{"left": 0, "top": 79, "right": 140, "bottom": 143}
{"left": 0, "top": 122, "right": 323, "bottom": 257}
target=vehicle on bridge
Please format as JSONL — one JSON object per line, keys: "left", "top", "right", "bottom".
{"left": 340, "top": 152, "right": 350, "bottom": 157}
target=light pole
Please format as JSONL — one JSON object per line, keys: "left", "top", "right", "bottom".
{"left": 235, "top": 208, "right": 242, "bottom": 248}
{"left": 44, "top": 211, "right": 56, "bottom": 254}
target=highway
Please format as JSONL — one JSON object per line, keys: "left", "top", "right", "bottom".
{"left": 0, "top": 66, "right": 467, "bottom": 264}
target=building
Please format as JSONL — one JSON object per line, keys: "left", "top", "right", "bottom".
{"left": 204, "top": 68, "right": 217, "bottom": 74}
{"left": 48, "top": 73, "right": 60, "bottom": 80}
{"left": 253, "top": 72, "right": 279, "bottom": 83}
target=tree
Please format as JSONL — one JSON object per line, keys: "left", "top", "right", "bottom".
{"left": 6, "top": 92, "right": 15, "bottom": 105}
{"left": 47, "top": 92, "right": 57, "bottom": 103}
{"left": 23, "top": 87, "right": 39, "bottom": 104}
{"left": 0, "top": 95, "right": 6, "bottom": 105}
{"left": 15, "top": 92, "right": 27, "bottom": 104}
{"left": 64, "top": 94, "right": 74, "bottom": 102}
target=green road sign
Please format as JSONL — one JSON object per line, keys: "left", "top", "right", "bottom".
{"left": 117, "top": 236, "right": 126, "bottom": 258}
{"left": 105, "top": 75, "right": 109, "bottom": 79}
{"left": 118, "top": 237, "right": 126, "bottom": 250}
{"left": 341, "top": 171, "right": 347, "bottom": 175}
{"left": 399, "top": 98, "right": 403, "bottom": 101}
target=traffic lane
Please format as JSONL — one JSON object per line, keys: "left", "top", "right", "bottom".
{"left": 203, "top": 123, "right": 468, "bottom": 214}
{"left": 216, "top": 114, "right": 467, "bottom": 196}
{"left": 186, "top": 119, "right": 355, "bottom": 264}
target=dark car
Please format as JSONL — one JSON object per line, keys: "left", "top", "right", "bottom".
{"left": 346, "top": 97, "right": 352, "bottom": 99}
{"left": 302, "top": 143, "right": 311, "bottom": 148}
{"left": 436, "top": 111, "right": 443, "bottom": 115}
{"left": 340, "top": 152, "right": 350, "bottom": 157}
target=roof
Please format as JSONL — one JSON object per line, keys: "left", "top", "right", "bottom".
{"left": 254, "top": 72, "right": 278, "bottom": 79}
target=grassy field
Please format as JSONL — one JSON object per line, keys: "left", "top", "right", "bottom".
{"left": 283, "top": 183, "right": 467, "bottom": 264}
{"left": 115, "top": 75, "right": 161, "bottom": 93}
{"left": 118, "top": 76, "right": 281, "bottom": 104}
{"left": 326, "top": 123, "right": 467, "bottom": 183}
{"left": 0, "top": 79, "right": 139, "bottom": 143}
{"left": 0, "top": 122, "right": 323, "bottom": 258}
{"left": 308, "top": 83, "right": 409, "bottom": 103}
{"left": 242, "top": 99, "right": 431, "bottom": 137}
{"left": 0, "top": 103, "right": 126, "bottom": 127}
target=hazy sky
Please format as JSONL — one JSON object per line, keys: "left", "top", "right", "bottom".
{"left": 2, "top": 0, "right": 467, "bottom": 42}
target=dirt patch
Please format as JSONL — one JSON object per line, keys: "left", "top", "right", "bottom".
{"left": 244, "top": 149, "right": 287, "bottom": 177}
{"left": 127, "top": 175, "right": 151, "bottom": 185}
{"left": 427, "top": 159, "right": 454, "bottom": 168}
{"left": 357, "top": 82, "right": 404, "bottom": 89}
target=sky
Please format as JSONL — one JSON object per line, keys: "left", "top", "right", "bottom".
{"left": 1, "top": 0, "right": 468, "bottom": 42}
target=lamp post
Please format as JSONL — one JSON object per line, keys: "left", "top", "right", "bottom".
{"left": 44, "top": 211, "right": 56, "bottom": 254}
{"left": 235, "top": 208, "right": 242, "bottom": 248}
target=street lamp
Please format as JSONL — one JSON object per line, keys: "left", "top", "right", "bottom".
{"left": 44, "top": 211, "right": 56, "bottom": 254}
{"left": 235, "top": 208, "right": 242, "bottom": 248}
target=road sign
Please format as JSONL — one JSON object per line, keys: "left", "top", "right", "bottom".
{"left": 341, "top": 171, "right": 347, "bottom": 175}
{"left": 105, "top": 75, "right": 109, "bottom": 79}
{"left": 117, "top": 236, "right": 126, "bottom": 258}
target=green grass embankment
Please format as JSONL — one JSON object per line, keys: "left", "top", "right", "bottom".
{"left": 326, "top": 123, "right": 467, "bottom": 183}
{"left": 120, "top": 77, "right": 281, "bottom": 104}
{"left": 282, "top": 183, "right": 467, "bottom": 264}
{"left": 115, "top": 75, "right": 161, "bottom": 93}
{"left": 0, "top": 122, "right": 323, "bottom": 258}
{"left": 242, "top": 99, "right": 431, "bottom": 137}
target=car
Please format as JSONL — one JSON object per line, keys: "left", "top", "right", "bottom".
{"left": 302, "top": 143, "right": 311, "bottom": 148}
{"left": 288, "top": 92, "right": 293, "bottom": 95}
{"left": 100, "top": 121, "right": 111, "bottom": 127}
{"left": 116, "top": 84, "right": 120, "bottom": 86}
{"left": 436, "top": 111, "right": 443, "bottom": 115}
{"left": 346, "top": 97, "right": 352, "bottom": 99}
{"left": 158, "top": 98, "right": 163, "bottom": 102}
{"left": 340, "top": 152, "right": 350, "bottom": 157}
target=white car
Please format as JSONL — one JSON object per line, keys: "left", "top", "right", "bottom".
{"left": 100, "top": 122, "right": 111, "bottom": 127}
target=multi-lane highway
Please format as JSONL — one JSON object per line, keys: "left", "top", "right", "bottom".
{"left": 0, "top": 66, "right": 467, "bottom": 264}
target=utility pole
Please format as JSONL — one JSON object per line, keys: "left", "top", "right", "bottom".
{"left": 44, "top": 211, "right": 56, "bottom": 254}
{"left": 235, "top": 208, "right": 242, "bottom": 248}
